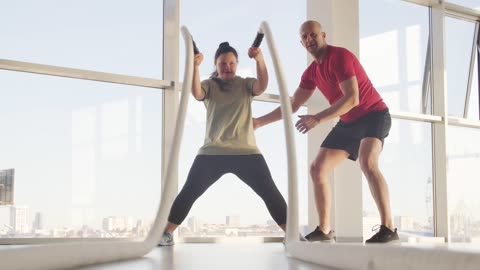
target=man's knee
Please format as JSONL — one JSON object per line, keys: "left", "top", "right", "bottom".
{"left": 359, "top": 156, "right": 380, "bottom": 179}
{"left": 310, "top": 162, "right": 328, "bottom": 185}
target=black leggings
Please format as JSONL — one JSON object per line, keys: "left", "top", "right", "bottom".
{"left": 168, "top": 154, "right": 287, "bottom": 226}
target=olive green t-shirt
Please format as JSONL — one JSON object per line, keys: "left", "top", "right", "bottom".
{"left": 198, "top": 76, "right": 261, "bottom": 155}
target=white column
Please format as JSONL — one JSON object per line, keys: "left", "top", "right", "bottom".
{"left": 162, "top": 0, "right": 180, "bottom": 199}
{"left": 307, "top": 0, "right": 363, "bottom": 242}
{"left": 430, "top": 2, "right": 450, "bottom": 242}
{"left": 306, "top": 0, "right": 334, "bottom": 233}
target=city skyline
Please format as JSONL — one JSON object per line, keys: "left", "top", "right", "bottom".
{"left": 8, "top": 206, "right": 474, "bottom": 241}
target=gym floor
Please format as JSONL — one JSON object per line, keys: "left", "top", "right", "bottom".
{"left": 73, "top": 243, "right": 332, "bottom": 270}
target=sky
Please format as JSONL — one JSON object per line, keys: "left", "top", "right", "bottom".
{"left": 1, "top": 0, "right": 479, "bottom": 235}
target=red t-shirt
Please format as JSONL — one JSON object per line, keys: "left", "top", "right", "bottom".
{"left": 299, "top": 45, "right": 387, "bottom": 123}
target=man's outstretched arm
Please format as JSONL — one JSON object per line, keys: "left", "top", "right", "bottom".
{"left": 254, "top": 87, "right": 314, "bottom": 129}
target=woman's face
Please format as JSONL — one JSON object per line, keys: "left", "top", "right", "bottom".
{"left": 215, "top": 52, "right": 237, "bottom": 80}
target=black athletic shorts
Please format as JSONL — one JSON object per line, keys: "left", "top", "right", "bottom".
{"left": 321, "top": 109, "right": 391, "bottom": 161}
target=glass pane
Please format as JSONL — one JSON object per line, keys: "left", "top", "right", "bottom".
{"left": 0, "top": 70, "right": 163, "bottom": 238}
{"left": 253, "top": 103, "right": 309, "bottom": 232}
{"left": 467, "top": 53, "right": 479, "bottom": 120}
{"left": 0, "top": 1, "right": 164, "bottom": 78}
{"left": 360, "top": 0, "right": 430, "bottom": 114}
{"left": 447, "top": 126, "right": 480, "bottom": 242}
{"left": 363, "top": 119, "right": 434, "bottom": 240}
{"left": 179, "top": 0, "right": 306, "bottom": 95}
{"left": 445, "top": 17, "right": 476, "bottom": 117}
{"left": 178, "top": 100, "right": 307, "bottom": 238}
{"left": 446, "top": 0, "right": 480, "bottom": 11}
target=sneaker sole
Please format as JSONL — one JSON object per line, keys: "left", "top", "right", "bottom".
{"left": 308, "top": 239, "right": 336, "bottom": 243}
{"left": 388, "top": 239, "right": 401, "bottom": 244}
{"left": 365, "top": 239, "right": 401, "bottom": 244}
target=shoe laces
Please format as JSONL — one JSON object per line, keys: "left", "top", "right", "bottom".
{"left": 305, "top": 226, "right": 327, "bottom": 239}
{"left": 370, "top": 225, "right": 389, "bottom": 239}
{"left": 305, "top": 226, "right": 319, "bottom": 238}
{"left": 371, "top": 224, "right": 382, "bottom": 232}
{"left": 164, "top": 231, "right": 173, "bottom": 241}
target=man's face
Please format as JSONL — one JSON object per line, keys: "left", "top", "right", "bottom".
{"left": 300, "top": 23, "right": 326, "bottom": 54}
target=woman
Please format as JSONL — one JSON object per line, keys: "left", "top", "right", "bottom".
{"left": 158, "top": 41, "right": 287, "bottom": 246}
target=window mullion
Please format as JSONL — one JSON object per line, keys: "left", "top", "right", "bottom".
{"left": 463, "top": 22, "right": 479, "bottom": 118}
{"left": 422, "top": 34, "right": 432, "bottom": 114}
{"left": 477, "top": 25, "right": 480, "bottom": 120}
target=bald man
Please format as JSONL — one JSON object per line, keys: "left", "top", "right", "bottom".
{"left": 254, "top": 20, "right": 399, "bottom": 244}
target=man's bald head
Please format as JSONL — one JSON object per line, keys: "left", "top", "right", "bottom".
{"left": 299, "top": 20, "right": 327, "bottom": 59}
{"left": 300, "top": 20, "right": 323, "bottom": 34}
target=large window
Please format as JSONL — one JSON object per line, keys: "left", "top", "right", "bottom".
{"left": 0, "top": 0, "right": 164, "bottom": 78}
{"left": 445, "top": 16, "right": 478, "bottom": 118}
{"left": 360, "top": 0, "right": 430, "bottom": 114}
{"left": 446, "top": 0, "right": 480, "bottom": 11}
{"left": 468, "top": 55, "right": 479, "bottom": 120}
{"left": 360, "top": 0, "right": 434, "bottom": 240}
{"left": 253, "top": 103, "right": 309, "bottom": 231}
{"left": 447, "top": 126, "right": 480, "bottom": 242}
{"left": 468, "top": 54, "right": 480, "bottom": 120}
{"left": 362, "top": 119, "right": 433, "bottom": 239}
{"left": 0, "top": 70, "right": 163, "bottom": 238}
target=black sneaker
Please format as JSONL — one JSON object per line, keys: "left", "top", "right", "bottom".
{"left": 365, "top": 225, "right": 400, "bottom": 244}
{"left": 304, "top": 226, "right": 335, "bottom": 242}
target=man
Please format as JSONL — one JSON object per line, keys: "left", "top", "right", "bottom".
{"left": 254, "top": 20, "right": 399, "bottom": 243}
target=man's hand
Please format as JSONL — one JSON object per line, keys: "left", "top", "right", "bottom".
{"left": 295, "top": 114, "right": 320, "bottom": 134}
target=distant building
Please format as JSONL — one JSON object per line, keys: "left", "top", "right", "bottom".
{"left": 134, "top": 219, "right": 150, "bottom": 237}
{"left": 0, "top": 206, "right": 13, "bottom": 235}
{"left": 32, "top": 212, "right": 44, "bottom": 232}
{"left": 102, "top": 217, "right": 114, "bottom": 231}
{"left": 11, "top": 206, "right": 29, "bottom": 234}
{"left": 0, "top": 169, "right": 14, "bottom": 205}
{"left": 394, "top": 216, "right": 415, "bottom": 231}
{"left": 187, "top": 216, "right": 201, "bottom": 233}
{"left": 450, "top": 214, "right": 470, "bottom": 239}
{"left": 102, "top": 216, "right": 133, "bottom": 232}
{"left": 226, "top": 216, "right": 240, "bottom": 227}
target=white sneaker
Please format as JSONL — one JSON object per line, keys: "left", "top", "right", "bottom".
{"left": 158, "top": 231, "right": 174, "bottom": 246}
